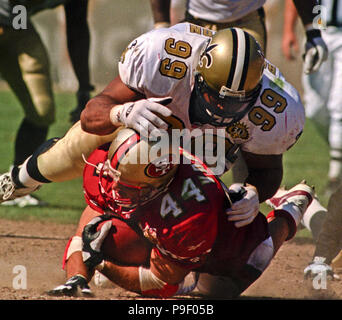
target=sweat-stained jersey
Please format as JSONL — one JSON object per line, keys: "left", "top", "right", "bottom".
{"left": 119, "top": 23, "right": 305, "bottom": 172}
{"left": 82, "top": 145, "right": 270, "bottom": 272}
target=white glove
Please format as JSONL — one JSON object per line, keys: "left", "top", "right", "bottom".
{"left": 225, "top": 183, "right": 259, "bottom": 228}
{"left": 304, "top": 256, "right": 339, "bottom": 280}
{"left": 112, "top": 97, "right": 172, "bottom": 136}
{"left": 303, "top": 29, "right": 328, "bottom": 74}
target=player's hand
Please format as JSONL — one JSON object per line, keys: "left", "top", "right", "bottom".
{"left": 116, "top": 97, "right": 172, "bottom": 136}
{"left": 225, "top": 183, "right": 259, "bottom": 228}
{"left": 304, "top": 256, "right": 339, "bottom": 280}
{"left": 82, "top": 214, "right": 113, "bottom": 271}
{"left": 47, "top": 275, "right": 93, "bottom": 297}
{"left": 303, "top": 29, "right": 328, "bottom": 74}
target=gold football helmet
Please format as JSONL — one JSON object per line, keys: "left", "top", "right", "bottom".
{"left": 191, "top": 27, "right": 265, "bottom": 127}
{"left": 98, "top": 115, "right": 183, "bottom": 216}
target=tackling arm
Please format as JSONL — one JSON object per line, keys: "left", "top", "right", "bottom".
{"left": 81, "top": 76, "right": 173, "bottom": 136}
{"left": 242, "top": 152, "right": 283, "bottom": 203}
{"left": 80, "top": 76, "right": 144, "bottom": 135}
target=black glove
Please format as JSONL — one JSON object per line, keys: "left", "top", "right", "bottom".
{"left": 47, "top": 275, "right": 92, "bottom": 297}
{"left": 82, "top": 214, "right": 113, "bottom": 271}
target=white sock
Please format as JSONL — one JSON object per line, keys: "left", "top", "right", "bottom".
{"left": 328, "top": 158, "right": 342, "bottom": 181}
{"left": 17, "top": 157, "right": 43, "bottom": 188}
{"left": 301, "top": 197, "right": 327, "bottom": 231}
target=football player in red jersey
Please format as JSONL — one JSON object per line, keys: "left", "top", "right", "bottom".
{"left": 48, "top": 126, "right": 315, "bottom": 298}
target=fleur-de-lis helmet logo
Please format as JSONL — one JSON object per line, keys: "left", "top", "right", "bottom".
{"left": 199, "top": 40, "right": 218, "bottom": 69}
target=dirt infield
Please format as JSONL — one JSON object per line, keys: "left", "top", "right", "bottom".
{"left": 0, "top": 218, "right": 341, "bottom": 301}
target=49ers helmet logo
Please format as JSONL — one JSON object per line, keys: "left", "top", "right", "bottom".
{"left": 145, "top": 155, "right": 175, "bottom": 178}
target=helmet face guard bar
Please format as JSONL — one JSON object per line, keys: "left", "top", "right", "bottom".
{"left": 98, "top": 162, "right": 173, "bottom": 217}
{"left": 192, "top": 74, "right": 261, "bottom": 127}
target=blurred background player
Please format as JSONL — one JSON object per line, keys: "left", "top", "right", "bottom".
{"left": 150, "top": 0, "right": 328, "bottom": 184}
{"left": 282, "top": 0, "right": 342, "bottom": 197}
{"left": 26, "top": 0, "right": 94, "bottom": 124}
{"left": 304, "top": 184, "right": 342, "bottom": 281}
{"left": 47, "top": 126, "right": 315, "bottom": 298}
{"left": 0, "top": 0, "right": 93, "bottom": 207}
{"left": 63, "top": 0, "right": 95, "bottom": 124}
{"left": 0, "top": 0, "right": 56, "bottom": 206}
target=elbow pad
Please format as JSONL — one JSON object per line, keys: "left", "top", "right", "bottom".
{"left": 138, "top": 266, "right": 179, "bottom": 298}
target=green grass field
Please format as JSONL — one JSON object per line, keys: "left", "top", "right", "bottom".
{"left": 0, "top": 89, "right": 330, "bottom": 234}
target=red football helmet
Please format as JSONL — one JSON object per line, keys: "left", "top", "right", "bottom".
{"left": 98, "top": 118, "right": 183, "bottom": 217}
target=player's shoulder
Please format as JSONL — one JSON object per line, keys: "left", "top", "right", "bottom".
{"left": 237, "top": 60, "right": 305, "bottom": 154}
{"left": 262, "top": 59, "right": 302, "bottom": 106}
{"left": 121, "top": 22, "right": 212, "bottom": 56}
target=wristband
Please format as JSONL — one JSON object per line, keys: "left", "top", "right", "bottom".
{"left": 109, "top": 104, "right": 124, "bottom": 127}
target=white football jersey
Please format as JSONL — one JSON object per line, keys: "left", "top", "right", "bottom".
{"left": 118, "top": 23, "right": 305, "bottom": 173}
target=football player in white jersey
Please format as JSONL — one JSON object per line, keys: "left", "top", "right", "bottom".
{"left": 0, "top": 24, "right": 305, "bottom": 227}
{"left": 151, "top": 0, "right": 328, "bottom": 190}
{"left": 283, "top": 0, "right": 342, "bottom": 278}
{"left": 151, "top": 0, "right": 328, "bottom": 74}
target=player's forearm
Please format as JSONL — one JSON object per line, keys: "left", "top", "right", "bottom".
{"left": 283, "top": 0, "right": 299, "bottom": 33}
{"left": 100, "top": 261, "right": 142, "bottom": 293}
{"left": 100, "top": 256, "right": 186, "bottom": 298}
{"left": 80, "top": 94, "right": 119, "bottom": 135}
{"left": 292, "top": 0, "right": 318, "bottom": 27}
{"left": 245, "top": 168, "right": 283, "bottom": 203}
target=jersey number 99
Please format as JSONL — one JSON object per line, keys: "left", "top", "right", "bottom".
{"left": 159, "top": 38, "right": 192, "bottom": 80}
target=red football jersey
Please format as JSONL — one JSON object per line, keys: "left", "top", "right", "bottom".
{"left": 83, "top": 146, "right": 226, "bottom": 269}
{"left": 83, "top": 146, "right": 269, "bottom": 273}
{"left": 133, "top": 152, "right": 226, "bottom": 269}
